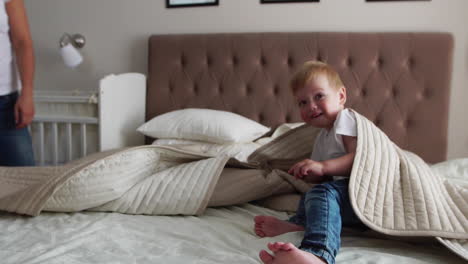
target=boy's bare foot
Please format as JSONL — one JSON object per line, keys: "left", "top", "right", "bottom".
{"left": 259, "top": 242, "right": 326, "bottom": 264}
{"left": 254, "top": 215, "right": 304, "bottom": 237}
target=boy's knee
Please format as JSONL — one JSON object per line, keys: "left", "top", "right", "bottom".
{"left": 306, "top": 183, "right": 340, "bottom": 199}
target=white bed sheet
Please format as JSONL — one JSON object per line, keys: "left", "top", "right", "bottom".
{"left": 1, "top": 203, "right": 464, "bottom": 264}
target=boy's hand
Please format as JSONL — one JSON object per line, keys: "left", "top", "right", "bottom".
{"left": 288, "top": 159, "right": 325, "bottom": 180}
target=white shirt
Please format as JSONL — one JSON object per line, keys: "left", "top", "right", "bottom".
{"left": 0, "top": 0, "right": 19, "bottom": 96}
{"left": 310, "top": 108, "right": 357, "bottom": 179}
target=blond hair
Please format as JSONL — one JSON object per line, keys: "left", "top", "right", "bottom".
{"left": 290, "top": 61, "right": 344, "bottom": 93}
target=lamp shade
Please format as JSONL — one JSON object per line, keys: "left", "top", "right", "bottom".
{"left": 60, "top": 43, "right": 83, "bottom": 68}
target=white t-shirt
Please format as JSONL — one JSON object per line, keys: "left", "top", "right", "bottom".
{"left": 310, "top": 108, "right": 357, "bottom": 179}
{"left": 0, "top": 0, "right": 19, "bottom": 96}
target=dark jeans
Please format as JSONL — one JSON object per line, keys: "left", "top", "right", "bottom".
{"left": 289, "top": 179, "right": 365, "bottom": 264}
{"left": 0, "top": 91, "right": 35, "bottom": 166}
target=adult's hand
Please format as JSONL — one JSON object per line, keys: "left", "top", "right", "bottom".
{"left": 14, "top": 92, "right": 35, "bottom": 128}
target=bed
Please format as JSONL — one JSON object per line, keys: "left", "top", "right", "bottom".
{"left": 1, "top": 32, "right": 467, "bottom": 264}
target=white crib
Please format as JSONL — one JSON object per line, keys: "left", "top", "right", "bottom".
{"left": 31, "top": 73, "right": 146, "bottom": 166}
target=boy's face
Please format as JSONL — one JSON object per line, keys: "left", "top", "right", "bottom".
{"left": 295, "top": 75, "right": 346, "bottom": 130}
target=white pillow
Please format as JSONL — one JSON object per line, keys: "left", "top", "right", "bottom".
{"left": 137, "top": 108, "right": 270, "bottom": 144}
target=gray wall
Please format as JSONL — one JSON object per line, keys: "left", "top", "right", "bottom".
{"left": 25, "top": 0, "right": 468, "bottom": 159}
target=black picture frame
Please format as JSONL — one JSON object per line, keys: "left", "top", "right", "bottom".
{"left": 261, "top": 0, "right": 319, "bottom": 3}
{"left": 166, "top": 0, "right": 219, "bottom": 8}
{"left": 366, "top": 0, "right": 429, "bottom": 1}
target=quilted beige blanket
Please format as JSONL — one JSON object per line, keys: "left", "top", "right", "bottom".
{"left": 0, "top": 110, "right": 467, "bottom": 260}
{"left": 350, "top": 111, "right": 468, "bottom": 259}
{"left": 0, "top": 147, "right": 231, "bottom": 216}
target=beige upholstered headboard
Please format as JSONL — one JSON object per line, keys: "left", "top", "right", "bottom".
{"left": 147, "top": 32, "right": 453, "bottom": 163}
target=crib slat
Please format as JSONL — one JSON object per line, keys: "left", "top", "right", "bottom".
{"left": 32, "top": 115, "right": 97, "bottom": 166}
{"left": 38, "top": 122, "right": 45, "bottom": 166}
{"left": 66, "top": 123, "right": 73, "bottom": 162}
{"left": 52, "top": 122, "right": 59, "bottom": 165}
{"left": 80, "top": 124, "right": 87, "bottom": 157}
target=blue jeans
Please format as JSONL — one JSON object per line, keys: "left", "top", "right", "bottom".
{"left": 0, "top": 92, "right": 35, "bottom": 166}
{"left": 289, "top": 179, "right": 365, "bottom": 264}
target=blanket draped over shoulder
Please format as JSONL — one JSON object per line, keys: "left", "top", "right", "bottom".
{"left": 0, "top": 110, "right": 467, "bottom": 260}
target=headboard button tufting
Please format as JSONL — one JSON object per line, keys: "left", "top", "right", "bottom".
{"left": 246, "top": 85, "right": 252, "bottom": 95}
{"left": 408, "top": 57, "right": 415, "bottom": 68}
{"left": 259, "top": 113, "right": 265, "bottom": 123}
{"left": 361, "top": 89, "right": 368, "bottom": 97}
{"left": 377, "top": 57, "right": 383, "bottom": 67}
{"left": 273, "top": 85, "right": 279, "bottom": 95}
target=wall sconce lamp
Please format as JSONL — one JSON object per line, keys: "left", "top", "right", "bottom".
{"left": 59, "top": 33, "right": 86, "bottom": 68}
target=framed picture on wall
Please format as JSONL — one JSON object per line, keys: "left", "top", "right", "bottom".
{"left": 166, "top": 0, "right": 219, "bottom": 8}
{"left": 366, "top": 0, "right": 429, "bottom": 2}
{"left": 261, "top": 0, "right": 319, "bottom": 3}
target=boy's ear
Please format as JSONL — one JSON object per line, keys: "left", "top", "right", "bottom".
{"left": 339, "top": 86, "right": 347, "bottom": 105}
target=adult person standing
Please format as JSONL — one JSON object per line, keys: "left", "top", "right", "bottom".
{"left": 0, "top": 0, "right": 35, "bottom": 166}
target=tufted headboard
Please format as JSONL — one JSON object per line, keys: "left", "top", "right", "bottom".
{"left": 147, "top": 32, "right": 453, "bottom": 163}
